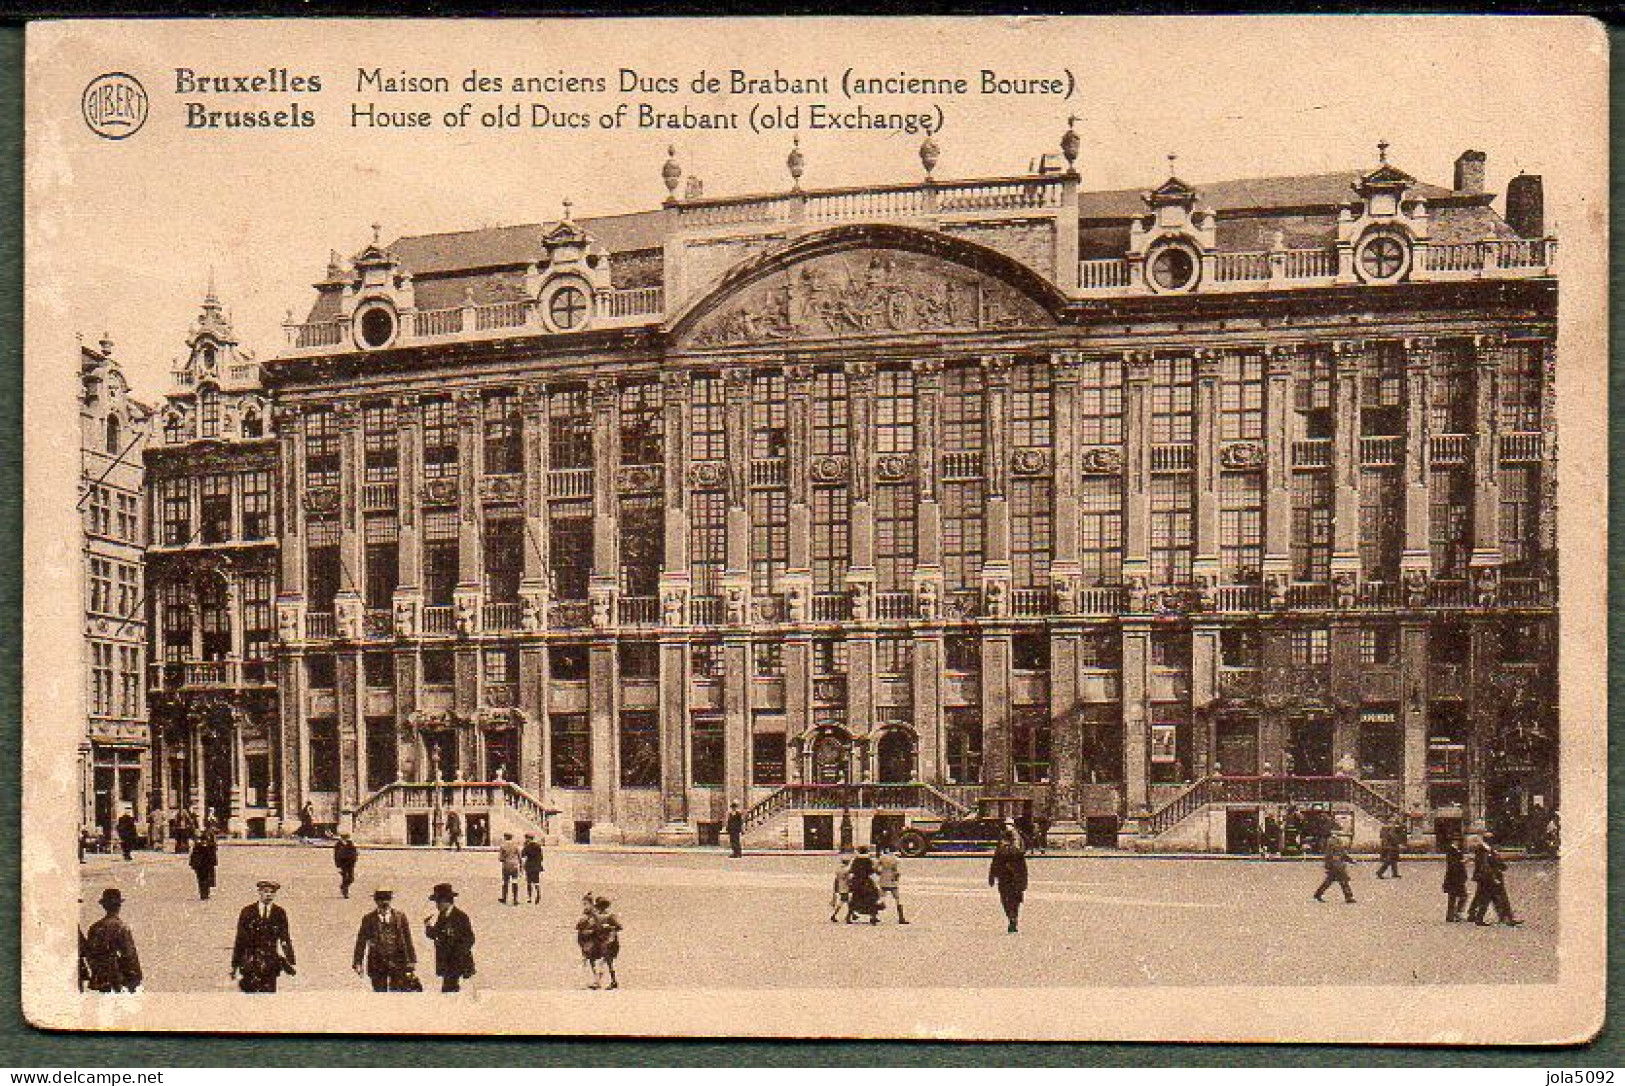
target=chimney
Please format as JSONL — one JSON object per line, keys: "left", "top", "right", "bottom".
{"left": 1506, "top": 173, "right": 1545, "bottom": 238}
{"left": 1453, "top": 149, "right": 1487, "bottom": 195}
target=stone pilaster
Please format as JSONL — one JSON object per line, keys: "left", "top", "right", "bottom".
{"left": 519, "top": 646, "right": 545, "bottom": 795}
{"left": 276, "top": 649, "right": 307, "bottom": 833}
{"left": 980, "top": 355, "right": 1014, "bottom": 609}
{"left": 1400, "top": 620, "right": 1431, "bottom": 844}
{"left": 1262, "top": 345, "right": 1295, "bottom": 591}
{"left": 721, "top": 369, "right": 752, "bottom": 621}
{"left": 845, "top": 360, "right": 876, "bottom": 598}
{"left": 723, "top": 635, "right": 751, "bottom": 803}
{"left": 588, "top": 639, "right": 621, "bottom": 841}
{"left": 1049, "top": 352, "right": 1082, "bottom": 609}
{"left": 520, "top": 386, "right": 550, "bottom": 626}
{"left": 980, "top": 630, "right": 1013, "bottom": 789}
{"left": 393, "top": 395, "right": 423, "bottom": 634}
{"left": 335, "top": 401, "right": 364, "bottom": 633}
{"left": 1119, "top": 623, "right": 1152, "bottom": 838}
{"left": 589, "top": 378, "right": 620, "bottom": 627}
{"left": 1122, "top": 351, "right": 1154, "bottom": 591}
{"left": 658, "top": 372, "right": 691, "bottom": 626}
{"left": 1048, "top": 629, "right": 1085, "bottom": 840}
{"left": 912, "top": 631, "right": 944, "bottom": 783}
{"left": 1331, "top": 341, "right": 1364, "bottom": 581}
{"left": 1401, "top": 338, "right": 1435, "bottom": 579}
{"left": 911, "top": 358, "right": 944, "bottom": 601}
{"left": 1191, "top": 349, "right": 1222, "bottom": 590}
{"left": 1190, "top": 624, "right": 1219, "bottom": 777}
{"left": 1470, "top": 335, "right": 1504, "bottom": 572}
{"left": 656, "top": 636, "right": 695, "bottom": 843}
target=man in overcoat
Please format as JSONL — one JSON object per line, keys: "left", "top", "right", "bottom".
{"left": 231, "top": 880, "right": 297, "bottom": 992}
{"left": 988, "top": 826, "right": 1029, "bottom": 933}
{"left": 333, "top": 833, "right": 359, "bottom": 899}
{"left": 1313, "top": 834, "right": 1357, "bottom": 903}
{"left": 423, "top": 883, "right": 476, "bottom": 993}
{"left": 1467, "top": 833, "right": 1522, "bottom": 926}
{"left": 725, "top": 802, "right": 744, "bottom": 858}
{"left": 189, "top": 830, "right": 218, "bottom": 901}
{"left": 82, "top": 888, "right": 142, "bottom": 993}
{"left": 354, "top": 887, "right": 418, "bottom": 991}
{"left": 1442, "top": 836, "right": 1469, "bottom": 922}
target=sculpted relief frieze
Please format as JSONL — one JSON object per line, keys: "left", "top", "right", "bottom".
{"left": 688, "top": 249, "right": 1050, "bottom": 347}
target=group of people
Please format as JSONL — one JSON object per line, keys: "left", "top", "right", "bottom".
{"left": 574, "top": 895, "right": 623, "bottom": 989}
{"left": 830, "top": 845, "right": 907, "bottom": 924}
{"left": 1313, "top": 829, "right": 1522, "bottom": 926}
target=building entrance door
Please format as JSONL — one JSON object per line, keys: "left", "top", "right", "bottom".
{"left": 876, "top": 730, "right": 916, "bottom": 782}
{"left": 201, "top": 722, "right": 234, "bottom": 828}
{"left": 803, "top": 814, "right": 834, "bottom": 850}
{"left": 485, "top": 727, "right": 517, "bottom": 781}
{"left": 427, "top": 730, "right": 460, "bottom": 781}
{"left": 812, "top": 732, "right": 848, "bottom": 785}
{"left": 1290, "top": 714, "right": 1335, "bottom": 776}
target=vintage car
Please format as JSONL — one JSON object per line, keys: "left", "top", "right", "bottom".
{"left": 894, "top": 816, "right": 1009, "bottom": 857}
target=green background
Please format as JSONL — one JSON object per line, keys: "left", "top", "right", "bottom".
{"left": 0, "top": 20, "right": 1616, "bottom": 1066}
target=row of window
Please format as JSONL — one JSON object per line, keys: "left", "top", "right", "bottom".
{"left": 154, "top": 471, "right": 274, "bottom": 547}
{"left": 157, "top": 575, "right": 275, "bottom": 663}
{"left": 89, "top": 641, "right": 143, "bottom": 719}
{"left": 87, "top": 557, "right": 140, "bottom": 618}
{"left": 84, "top": 485, "right": 141, "bottom": 543}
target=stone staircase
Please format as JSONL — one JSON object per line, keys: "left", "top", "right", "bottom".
{"left": 741, "top": 782, "right": 973, "bottom": 848}
{"left": 352, "top": 780, "right": 561, "bottom": 845}
{"left": 1140, "top": 774, "right": 1405, "bottom": 850}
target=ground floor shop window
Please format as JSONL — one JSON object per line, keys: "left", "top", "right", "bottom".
{"left": 1358, "top": 707, "right": 1403, "bottom": 779}
{"left": 691, "top": 714, "right": 724, "bottom": 787}
{"left": 550, "top": 713, "right": 590, "bottom": 788}
{"left": 1149, "top": 704, "right": 1193, "bottom": 783}
{"left": 308, "top": 717, "right": 339, "bottom": 791}
{"left": 1079, "top": 706, "right": 1122, "bottom": 783}
{"left": 752, "top": 717, "right": 786, "bottom": 785}
{"left": 365, "top": 716, "right": 398, "bottom": 791}
{"left": 620, "top": 712, "right": 660, "bottom": 787}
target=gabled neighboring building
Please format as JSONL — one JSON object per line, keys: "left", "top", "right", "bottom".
{"left": 80, "top": 333, "right": 151, "bottom": 841}
{"left": 144, "top": 282, "right": 280, "bottom": 838}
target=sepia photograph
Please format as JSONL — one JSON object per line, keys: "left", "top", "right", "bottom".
{"left": 21, "top": 15, "right": 1609, "bottom": 1043}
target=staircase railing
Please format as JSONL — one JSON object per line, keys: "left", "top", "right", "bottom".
{"left": 352, "top": 780, "right": 561, "bottom": 835}
{"left": 1142, "top": 775, "right": 1407, "bottom": 836}
{"left": 743, "top": 782, "right": 972, "bottom": 830}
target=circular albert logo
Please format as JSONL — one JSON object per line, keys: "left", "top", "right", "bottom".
{"left": 82, "top": 72, "right": 148, "bottom": 140}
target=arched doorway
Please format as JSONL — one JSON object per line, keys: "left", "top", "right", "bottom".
{"left": 875, "top": 729, "right": 917, "bottom": 783}
{"left": 810, "top": 729, "right": 849, "bottom": 785}
{"left": 425, "top": 728, "right": 460, "bottom": 782}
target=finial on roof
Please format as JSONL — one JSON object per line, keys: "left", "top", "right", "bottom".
{"left": 919, "top": 132, "right": 940, "bottom": 179}
{"left": 662, "top": 145, "right": 683, "bottom": 198}
{"left": 563, "top": 198, "right": 573, "bottom": 222}
{"left": 1167, "top": 152, "right": 1179, "bottom": 178}
{"left": 1060, "top": 115, "right": 1080, "bottom": 168}
{"left": 1377, "top": 140, "right": 1389, "bottom": 165}
{"left": 99, "top": 332, "right": 114, "bottom": 356}
{"left": 371, "top": 222, "right": 382, "bottom": 247}
{"left": 787, "top": 136, "right": 804, "bottom": 191}
{"left": 204, "top": 265, "right": 218, "bottom": 305}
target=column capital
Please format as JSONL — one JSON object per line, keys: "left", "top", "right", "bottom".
{"left": 1051, "top": 349, "right": 1084, "bottom": 383}
{"left": 395, "top": 392, "right": 422, "bottom": 413}
{"left": 1403, "top": 336, "right": 1436, "bottom": 368}
{"left": 271, "top": 403, "right": 305, "bottom": 428}
{"left": 1331, "top": 339, "right": 1367, "bottom": 369}
{"left": 1473, "top": 332, "right": 1508, "bottom": 361}
{"left": 588, "top": 376, "right": 619, "bottom": 408}
{"left": 1124, "top": 349, "right": 1155, "bottom": 379}
{"left": 1261, "top": 342, "right": 1297, "bottom": 375}
{"left": 519, "top": 385, "right": 549, "bottom": 415}
{"left": 979, "top": 353, "right": 1015, "bottom": 382}
{"left": 910, "top": 357, "right": 944, "bottom": 378}
{"left": 332, "top": 398, "right": 361, "bottom": 429}
{"left": 842, "top": 358, "right": 875, "bottom": 381}
{"left": 1194, "top": 347, "right": 1222, "bottom": 381}
{"left": 722, "top": 366, "right": 753, "bottom": 396}
{"left": 784, "top": 363, "right": 816, "bottom": 386}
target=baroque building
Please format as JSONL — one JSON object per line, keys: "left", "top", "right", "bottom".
{"left": 259, "top": 131, "right": 1557, "bottom": 851}
{"left": 80, "top": 335, "right": 152, "bottom": 840}
{"left": 144, "top": 283, "right": 279, "bottom": 838}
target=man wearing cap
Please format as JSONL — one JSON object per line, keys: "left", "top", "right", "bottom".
{"left": 497, "top": 833, "right": 522, "bottom": 905}
{"left": 423, "top": 883, "right": 476, "bottom": 993}
{"left": 231, "top": 880, "right": 296, "bottom": 993}
{"left": 354, "top": 887, "right": 417, "bottom": 991}
{"left": 333, "top": 833, "right": 359, "bottom": 899}
{"left": 82, "top": 888, "right": 142, "bottom": 993}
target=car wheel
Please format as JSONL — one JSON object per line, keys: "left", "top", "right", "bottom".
{"left": 897, "top": 831, "right": 929, "bottom": 858}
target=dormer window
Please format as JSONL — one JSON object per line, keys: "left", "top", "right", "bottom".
{"left": 199, "top": 343, "right": 217, "bottom": 372}
{"left": 241, "top": 408, "right": 263, "bottom": 439}
{"left": 198, "top": 386, "right": 221, "bottom": 439}
{"left": 1355, "top": 230, "right": 1410, "bottom": 284}
{"left": 1147, "top": 242, "right": 1200, "bottom": 293}
{"left": 164, "top": 410, "right": 188, "bottom": 445}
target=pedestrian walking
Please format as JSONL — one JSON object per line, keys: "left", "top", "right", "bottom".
{"left": 423, "top": 883, "right": 476, "bottom": 993}
{"left": 82, "top": 888, "right": 142, "bottom": 993}
{"left": 725, "top": 802, "right": 744, "bottom": 858}
{"left": 445, "top": 809, "right": 463, "bottom": 852}
{"left": 988, "top": 826, "right": 1029, "bottom": 933}
{"left": 353, "top": 887, "right": 419, "bottom": 991}
{"left": 1313, "top": 835, "right": 1357, "bottom": 903}
{"left": 1467, "top": 833, "right": 1522, "bottom": 927}
{"left": 231, "top": 880, "right": 297, "bottom": 993}
{"left": 115, "top": 809, "right": 138, "bottom": 861}
{"left": 188, "top": 829, "right": 218, "bottom": 901}
{"left": 172, "top": 807, "right": 195, "bottom": 855}
{"left": 497, "top": 832, "right": 522, "bottom": 905}
{"left": 521, "top": 833, "right": 545, "bottom": 903}
{"left": 845, "top": 845, "right": 883, "bottom": 923}
{"left": 829, "top": 858, "right": 852, "bottom": 923}
{"left": 576, "top": 894, "right": 602, "bottom": 987}
{"left": 1375, "top": 820, "right": 1404, "bottom": 879}
{"left": 1034, "top": 816, "right": 1051, "bottom": 855}
{"left": 592, "top": 896, "right": 622, "bottom": 990}
{"left": 876, "top": 847, "right": 908, "bottom": 924}
{"left": 1442, "top": 837, "right": 1469, "bottom": 922}
{"left": 333, "top": 833, "right": 359, "bottom": 899}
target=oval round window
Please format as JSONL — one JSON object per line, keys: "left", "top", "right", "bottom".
{"left": 1149, "top": 246, "right": 1198, "bottom": 292}
{"left": 547, "top": 285, "right": 589, "bottom": 331}
{"left": 358, "top": 305, "right": 396, "bottom": 349}
{"left": 1358, "top": 234, "right": 1408, "bottom": 282}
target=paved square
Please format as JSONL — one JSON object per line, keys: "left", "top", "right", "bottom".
{"left": 77, "top": 845, "right": 1557, "bottom": 992}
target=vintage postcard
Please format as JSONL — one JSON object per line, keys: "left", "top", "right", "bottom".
{"left": 21, "top": 16, "right": 1608, "bottom": 1042}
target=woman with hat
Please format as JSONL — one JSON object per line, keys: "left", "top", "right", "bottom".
{"left": 423, "top": 883, "right": 476, "bottom": 993}
{"left": 82, "top": 888, "right": 142, "bottom": 993}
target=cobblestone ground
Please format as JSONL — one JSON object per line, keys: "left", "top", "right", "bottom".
{"left": 78, "top": 845, "right": 1557, "bottom": 992}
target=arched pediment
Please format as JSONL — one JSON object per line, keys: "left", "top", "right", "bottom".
{"left": 671, "top": 224, "right": 1063, "bottom": 349}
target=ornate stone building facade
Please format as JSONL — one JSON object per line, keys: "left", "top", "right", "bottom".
{"left": 144, "top": 285, "right": 279, "bottom": 837}
{"left": 263, "top": 132, "right": 1558, "bottom": 851}
{"left": 80, "top": 335, "right": 151, "bottom": 839}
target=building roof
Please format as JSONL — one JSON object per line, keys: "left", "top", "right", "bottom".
{"left": 1076, "top": 169, "right": 1458, "bottom": 220}
{"left": 387, "top": 209, "right": 666, "bottom": 275}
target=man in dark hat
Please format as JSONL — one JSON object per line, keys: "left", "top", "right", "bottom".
{"left": 354, "top": 887, "right": 417, "bottom": 991}
{"left": 333, "top": 833, "right": 359, "bottom": 899}
{"left": 188, "top": 829, "right": 218, "bottom": 901}
{"left": 82, "top": 888, "right": 142, "bottom": 993}
{"left": 1467, "top": 832, "right": 1522, "bottom": 926}
{"left": 725, "top": 801, "right": 744, "bottom": 858}
{"left": 988, "top": 825, "right": 1029, "bottom": 933}
{"left": 231, "top": 880, "right": 296, "bottom": 993}
{"left": 423, "top": 883, "right": 476, "bottom": 993}
{"left": 114, "top": 808, "right": 139, "bottom": 861}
